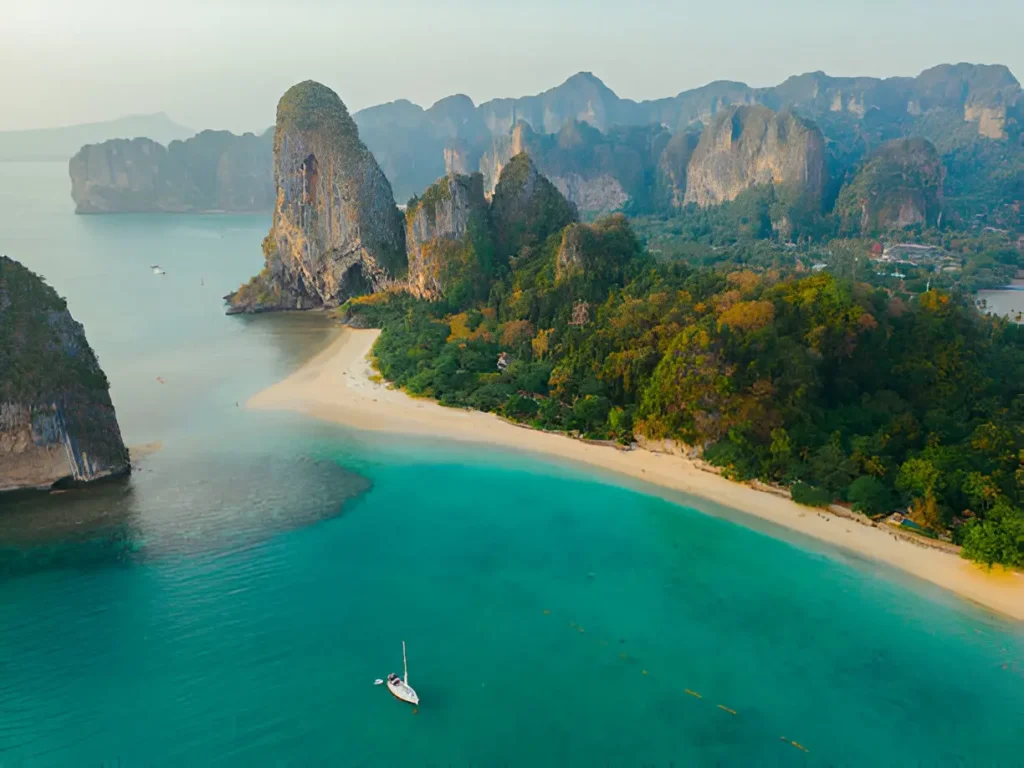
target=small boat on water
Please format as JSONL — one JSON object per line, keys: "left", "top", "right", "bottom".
{"left": 386, "top": 641, "right": 419, "bottom": 705}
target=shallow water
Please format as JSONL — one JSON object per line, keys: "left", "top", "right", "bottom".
{"left": 977, "top": 280, "right": 1024, "bottom": 323}
{"left": 1, "top": 163, "right": 1023, "bottom": 767}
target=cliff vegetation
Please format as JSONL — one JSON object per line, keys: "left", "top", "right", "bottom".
{"left": 1, "top": 256, "right": 129, "bottom": 491}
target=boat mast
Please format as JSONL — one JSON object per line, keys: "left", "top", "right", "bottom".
{"left": 402, "top": 641, "right": 409, "bottom": 685}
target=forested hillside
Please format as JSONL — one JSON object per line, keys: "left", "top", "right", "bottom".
{"left": 345, "top": 160, "right": 1024, "bottom": 568}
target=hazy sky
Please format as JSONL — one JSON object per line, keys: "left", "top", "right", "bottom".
{"left": 2, "top": 0, "right": 1021, "bottom": 132}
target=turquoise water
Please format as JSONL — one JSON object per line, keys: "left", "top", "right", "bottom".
{"left": 1, "top": 163, "right": 1023, "bottom": 767}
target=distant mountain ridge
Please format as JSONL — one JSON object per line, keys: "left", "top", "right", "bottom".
{"left": 0, "top": 113, "right": 194, "bottom": 161}
{"left": 353, "top": 63, "right": 1022, "bottom": 202}
{"left": 63, "top": 63, "right": 1022, "bottom": 226}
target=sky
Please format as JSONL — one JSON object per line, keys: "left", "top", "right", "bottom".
{"left": 1, "top": 0, "right": 1021, "bottom": 133}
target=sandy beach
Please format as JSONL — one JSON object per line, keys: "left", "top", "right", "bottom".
{"left": 249, "top": 327, "right": 1024, "bottom": 621}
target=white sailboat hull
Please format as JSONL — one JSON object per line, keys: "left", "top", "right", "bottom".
{"left": 387, "top": 678, "right": 419, "bottom": 705}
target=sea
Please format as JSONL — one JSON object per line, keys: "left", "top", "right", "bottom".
{"left": 0, "top": 161, "right": 1022, "bottom": 767}
{"left": 977, "top": 279, "right": 1024, "bottom": 323}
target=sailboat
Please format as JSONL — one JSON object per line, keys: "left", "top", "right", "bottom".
{"left": 386, "top": 641, "right": 419, "bottom": 705}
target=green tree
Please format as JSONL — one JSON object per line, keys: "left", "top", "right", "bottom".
{"left": 897, "top": 457, "right": 944, "bottom": 530}
{"left": 792, "top": 482, "right": 832, "bottom": 508}
{"left": 810, "top": 437, "right": 857, "bottom": 496}
{"left": 768, "top": 427, "right": 794, "bottom": 480}
{"left": 960, "top": 502, "right": 1024, "bottom": 568}
{"left": 847, "top": 476, "right": 894, "bottom": 516}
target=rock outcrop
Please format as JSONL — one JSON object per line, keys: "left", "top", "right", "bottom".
{"left": 490, "top": 153, "right": 577, "bottom": 260}
{"left": 226, "top": 81, "right": 406, "bottom": 314}
{"left": 350, "top": 63, "right": 1019, "bottom": 213}
{"left": 555, "top": 214, "right": 638, "bottom": 285}
{"left": 964, "top": 103, "right": 1008, "bottom": 140}
{"left": 656, "top": 129, "right": 702, "bottom": 209}
{"left": 480, "top": 121, "right": 668, "bottom": 217}
{"left": 551, "top": 173, "right": 629, "bottom": 217}
{"left": 405, "top": 173, "right": 490, "bottom": 300}
{"left": 835, "top": 138, "right": 945, "bottom": 233}
{"left": 69, "top": 130, "right": 274, "bottom": 213}
{"left": 683, "top": 106, "right": 827, "bottom": 208}
{"left": 59, "top": 63, "right": 1022, "bottom": 223}
{"left": 0, "top": 256, "right": 129, "bottom": 492}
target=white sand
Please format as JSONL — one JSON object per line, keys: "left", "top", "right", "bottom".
{"left": 249, "top": 327, "right": 1024, "bottom": 621}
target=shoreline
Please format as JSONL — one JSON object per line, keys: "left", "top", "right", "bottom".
{"left": 249, "top": 327, "right": 1024, "bottom": 621}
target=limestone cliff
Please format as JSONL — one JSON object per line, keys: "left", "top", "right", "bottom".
{"left": 444, "top": 142, "right": 472, "bottom": 175}
{"left": 405, "top": 173, "right": 490, "bottom": 300}
{"left": 555, "top": 214, "right": 637, "bottom": 284}
{"left": 656, "top": 129, "right": 702, "bottom": 209}
{"left": 479, "top": 125, "right": 525, "bottom": 199}
{"left": 683, "top": 106, "right": 827, "bottom": 208}
{"left": 481, "top": 121, "right": 667, "bottom": 217}
{"left": 350, "top": 64, "right": 1017, "bottom": 215}
{"left": 835, "top": 138, "right": 945, "bottom": 233}
{"left": 226, "top": 81, "right": 406, "bottom": 314}
{"left": 964, "top": 103, "right": 1008, "bottom": 140}
{"left": 0, "top": 256, "right": 129, "bottom": 492}
{"left": 490, "top": 153, "right": 577, "bottom": 261}
{"left": 69, "top": 130, "right": 274, "bottom": 213}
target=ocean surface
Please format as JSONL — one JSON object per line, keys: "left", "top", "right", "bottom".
{"left": 977, "top": 279, "right": 1024, "bottom": 323}
{"left": 1, "top": 162, "right": 1023, "bottom": 767}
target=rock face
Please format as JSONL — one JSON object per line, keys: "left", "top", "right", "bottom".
{"left": 964, "top": 103, "right": 1007, "bottom": 140}
{"left": 555, "top": 223, "right": 587, "bottom": 280}
{"left": 480, "top": 121, "right": 668, "bottom": 217}
{"left": 555, "top": 215, "right": 638, "bottom": 291}
{"left": 69, "top": 130, "right": 274, "bottom": 213}
{"left": 656, "top": 129, "right": 702, "bottom": 209}
{"left": 551, "top": 173, "right": 629, "bottom": 218}
{"left": 443, "top": 142, "right": 471, "bottom": 175}
{"left": 350, "top": 63, "right": 1018, "bottom": 211}
{"left": 353, "top": 93, "right": 491, "bottom": 203}
{"left": 684, "top": 106, "right": 827, "bottom": 207}
{"left": 60, "top": 63, "right": 1022, "bottom": 222}
{"left": 226, "top": 81, "right": 406, "bottom": 314}
{"left": 490, "top": 153, "right": 578, "bottom": 260}
{"left": 835, "top": 138, "right": 945, "bottom": 233}
{"left": 480, "top": 72, "right": 623, "bottom": 135}
{"left": 0, "top": 256, "right": 129, "bottom": 492}
{"left": 405, "top": 173, "right": 489, "bottom": 299}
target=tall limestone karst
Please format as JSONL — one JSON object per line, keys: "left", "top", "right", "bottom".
{"left": 555, "top": 214, "right": 639, "bottom": 299}
{"left": 655, "top": 128, "right": 702, "bottom": 210}
{"left": 404, "top": 172, "right": 492, "bottom": 303}
{"left": 835, "top": 138, "right": 945, "bottom": 233}
{"left": 683, "top": 106, "right": 827, "bottom": 209}
{"left": 69, "top": 130, "right": 274, "bottom": 214}
{"left": 478, "top": 120, "right": 669, "bottom": 218}
{"left": 226, "top": 81, "right": 406, "bottom": 314}
{"left": 490, "top": 153, "right": 578, "bottom": 262}
{"left": 0, "top": 256, "right": 129, "bottom": 492}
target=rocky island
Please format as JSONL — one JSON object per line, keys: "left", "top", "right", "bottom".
{"left": 0, "top": 256, "right": 129, "bottom": 492}
{"left": 225, "top": 81, "right": 406, "bottom": 314}
{"left": 69, "top": 129, "right": 274, "bottom": 213}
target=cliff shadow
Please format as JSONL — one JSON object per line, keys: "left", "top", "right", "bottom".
{"left": 0, "top": 452, "right": 371, "bottom": 579}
